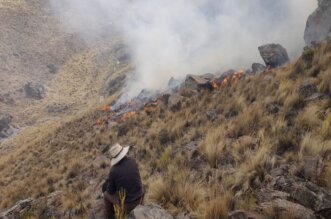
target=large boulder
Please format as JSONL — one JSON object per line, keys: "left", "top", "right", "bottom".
{"left": 258, "top": 44, "right": 290, "bottom": 68}
{"left": 128, "top": 204, "right": 173, "bottom": 219}
{"left": 184, "top": 74, "right": 213, "bottom": 90}
{"left": 304, "top": 0, "right": 331, "bottom": 46}
{"left": 260, "top": 199, "right": 316, "bottom": 219}
{"left": 0, "top": 199, "right": 33, "bottom": 219}
{"left": 24, "top": 82, "right": 45, "bottom": 99}
{"left": 0, "top": 192, "right": 64, "bottom": 219}
{"left": 274, "top": 176, "right": 331, "bottom": 218}
{"left": 0, "top": 113, "right": 13, "bottom": 138}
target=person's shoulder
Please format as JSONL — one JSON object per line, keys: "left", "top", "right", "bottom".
{"left": 126, "top": 156, "right": 138, "bottom": 164}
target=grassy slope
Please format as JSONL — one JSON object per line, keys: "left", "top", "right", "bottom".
{"left": 1, "top": 39, "right": 331, "bottom": 218}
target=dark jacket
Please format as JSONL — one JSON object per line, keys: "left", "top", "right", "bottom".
{"left": 106, "top": 156, "right": 143, "bottom": 203}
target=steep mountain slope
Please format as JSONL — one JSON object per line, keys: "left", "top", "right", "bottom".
{"left": 0, "top": 0, "right": 131, "bottom": 155}
{"left": 1, "top": 37, "right": 330, "bottom": 218}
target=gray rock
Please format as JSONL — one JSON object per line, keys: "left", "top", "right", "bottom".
{"left": 298, "top": 156, "right": 324, "bottom": 182}
{"left": 305, "top": 93, "right": 328, "bottom": 102}
{"left": 258, "top": 44, "right": 290, "bottom": 68}
{"left": 0, "top": 113, "right": 12, "bottom": 131}
{"left": 257, "top": 189, "right": 289, "bottom": 203}
{"left": 88, "top": 200, "right": 105, "bottom": 219}
{"left": 168, "top": 93, "right": 184, "bottom": 112}
{"left": 251, "top": 63, "right": 266, "bottom": 75}
{"left": 274, "top": 176, "right": 331, "bottom": 217}
{"left": 0, "top": 113, "right": 13, "bottom": 138}
{"left": 304, "top": 0, "right": 331, "bottom": 46}
{"left": 228, "top": 210, "right": 264, "bottom": 219}
{"left": 0, "top": 93, "right": 14, "bottom": 104}
{"left": 24, "top": 82, "right": 45, "bottom": 99}
{"left": 206, "top": 109, "right": 218, "bottom": 121}
{"left": 266, "top": 102, "right": 280, "bottom": 115}
{"left": 128, "top": 204, "right": 173, "bottom": 219}
{"left": 260, "top": 199, "right": 316, "bottom": 219}
{"left": 175, "top": 212, "right": 191, "bottom": 219}
{"left": 201, "top": 73, "right": 215, "bottom": 81}
{"left": 0, "top": 199, "right": 33, "bottom": 219}
{"left": 47, "top": 64, "right": 57, "bottom": 74}
{"left": 298, "top": 83, "right": 317, "bottom": 98}
{"left": 270, "top": 164, "right": 289, "bottom": 177}
{"left": 214, "top": 69, "right": 236, "bottom": 84}
{"left": 184, "top": 74, "right": 213, "bottom": 90}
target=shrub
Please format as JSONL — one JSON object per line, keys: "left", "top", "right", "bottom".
{"left": 159, "top": 129, "right": 170, "bottom": 145}
{"left": 302, "top": 49, "right": 314, "bottom": 63}
{"left": 203, "top": 197, "right": 230, "bottom": 219}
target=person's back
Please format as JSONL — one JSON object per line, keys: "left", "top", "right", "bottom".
{"left": 107, "top": 156, "right": 143, "bottom": 203}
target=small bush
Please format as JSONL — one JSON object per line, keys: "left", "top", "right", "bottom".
{"left": 274, "top": 135, "right": 298, "bottom": 155}
{"left": 159, "top": 129, "right": 170, "bottom": 145}
{"left": 302, "top": 49, "right": 314, "bottom": 63}
{"left": 117, "top": 124, "right": 129, "bottom": 137}
{"left": 203, "top": 197, "right": 230, "bottom": 219}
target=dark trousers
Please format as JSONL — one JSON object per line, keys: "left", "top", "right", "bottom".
{"left": 104, "top": 195, "right": 144, "bottom": 219}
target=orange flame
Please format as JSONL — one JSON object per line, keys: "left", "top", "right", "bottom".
{"left": 144, "top": 100, "right": 160, "bottom": 113}
{"left": 232, "top": 69, "right": 244, "bottom": 85}
{"left": 119, "top": 111, "right": 137, "bottom": 122}
{"left": 99, "top": 105, "right": 112, "bottom": 112}
{"left": 96, "top": 118, "right": 104, "bottom": 125}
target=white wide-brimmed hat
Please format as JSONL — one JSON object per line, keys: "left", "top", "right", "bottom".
{"left": 109, "top": 143, "right": 130, "bottom": 166}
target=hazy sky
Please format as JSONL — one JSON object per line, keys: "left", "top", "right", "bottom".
{"left": 50, "top": 0, "right": 317, "bottom": 99}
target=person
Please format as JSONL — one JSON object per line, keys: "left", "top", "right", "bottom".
{"left": 103, "top": 143, "right": 144, "bottom": 219}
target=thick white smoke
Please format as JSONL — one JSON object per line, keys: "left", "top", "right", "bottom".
{"left": 49, "top": 0, "right": 317, "bottom": 99}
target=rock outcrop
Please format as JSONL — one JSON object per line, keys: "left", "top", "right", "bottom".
{"left": 274, "top": 176, "right": 331, "bottom": 218}
{"left": 184, "top": 74, "right": 213, "bottom": 90}
{"left": 88, "top": 202, "right": 173, "bottom": 219}
{"left": 304, "top": 0, "right": 331, "bottom": 46}
{"left": 128, "top": 204, "right": 174, "bottom": 219}
{"left": 24, "top": 82, "right": 45, "bottom": 99}
{"left": 0, "top": 113, "right": 13, "bottom": 138}
{"left": 0, "top": 199, "right": 33, "bottom": 219}
{"left": 0, "top": 93, "right": 14, "bottom": 105}
{"left": 258, "top": 44, "right": 290, "bottom": 68}
{"left": 0, "top": 192, "right": 64, "bottom": 219}
{"left": 260, "top": 199, "right": 317, "bottom": 219}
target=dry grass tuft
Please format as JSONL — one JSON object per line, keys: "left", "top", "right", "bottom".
{"left": 199, "top": 126, "right": 226, "bottom": 168}
{"left": 321, "top": 112, "right": 331, "bottom": 139}
{"left": 148, "top": 167, "right": 204, "bottom": 215}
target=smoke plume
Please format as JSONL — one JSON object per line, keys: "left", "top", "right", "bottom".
{"left": 49, "top": 0, "right": 317, "bottom": 99}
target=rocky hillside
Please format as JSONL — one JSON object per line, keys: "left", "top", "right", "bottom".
{"left": 0, "top": 0, "right": 131, "bottom": 154}
{"left": 1, "top": 1, "right": 331, "bottom": 219}
{"left": 1, "top": 38, "right": 331, "bottom": 219}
